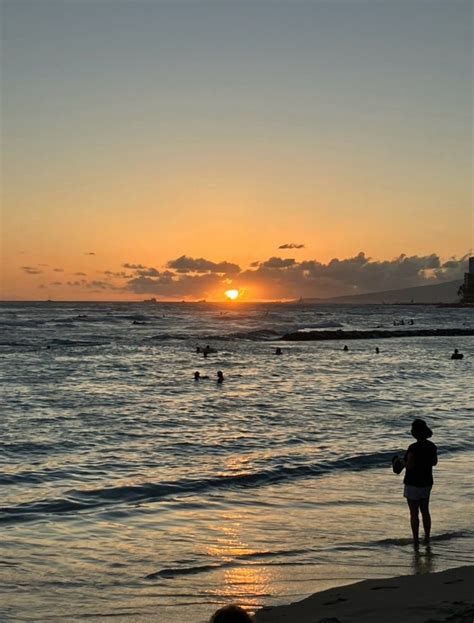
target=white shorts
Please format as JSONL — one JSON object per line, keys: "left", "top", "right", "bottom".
{"left": 404, "top": 485, "right": 432, "bottom": 500}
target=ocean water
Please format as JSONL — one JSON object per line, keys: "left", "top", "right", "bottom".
{"left": 1, "top": 302, "right": 473, "bottom": 623}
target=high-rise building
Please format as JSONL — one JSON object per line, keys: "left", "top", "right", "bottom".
{"left": 462, "top": 257, "right": 474, "bottom": 303}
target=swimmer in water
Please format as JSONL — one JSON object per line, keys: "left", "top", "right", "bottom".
{"left": 375, "top": 347, "right": 380, "bottom": 354}
{"left": 450, "top": 349, "right": 464, "bottom": 360}
{"left": 194, "top": 371, "right": 209, "bottom": 380}
{"left": 275, "top": 347, "right": 282, "bottom": 355}
{"left": 217, "top": 371, "right": 224, "bottom": 383}
{"left": 343, "top": 345, "right": 349, "bottom": 352}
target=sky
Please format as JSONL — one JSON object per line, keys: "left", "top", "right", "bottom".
{"left": 1, "top": 0, "right": 472, "bottom": 301}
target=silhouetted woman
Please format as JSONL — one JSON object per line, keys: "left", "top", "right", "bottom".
{"left": 210, "top": 604, "right": 253, "bottom": 623}
{"left": 403, "top": 419, "right": 437, "bottom": 547}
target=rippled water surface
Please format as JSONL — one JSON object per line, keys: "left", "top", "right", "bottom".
{"left": 1, "top": 302, "right": 473, "bottom": 622}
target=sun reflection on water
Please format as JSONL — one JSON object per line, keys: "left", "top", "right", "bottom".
{"left": 205, "top": 510, "right": 273, "bottom": 611}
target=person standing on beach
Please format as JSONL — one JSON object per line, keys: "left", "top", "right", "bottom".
{"left": 403, "top": 419, "right": 437, "bottom": 547}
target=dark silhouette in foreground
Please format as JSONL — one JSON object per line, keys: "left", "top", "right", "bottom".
{"left": 210, "top": 604, "right": 253, "bottom": 623}
{"left": 450, "top": 348, "right": 464, "bottom": 360}
{"left": 401, "top": 419, "right": 438, "bottom": 548}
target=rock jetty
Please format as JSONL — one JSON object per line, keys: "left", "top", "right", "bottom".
{"left": 281, "top": 328, "right": 474, "bottom": 341}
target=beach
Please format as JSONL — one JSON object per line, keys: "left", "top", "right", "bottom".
{"left": 255, "top": 565, "right": 474, "bottom": 623}
{"left": 1, "top": 302, "right": 473, "bottom": 622}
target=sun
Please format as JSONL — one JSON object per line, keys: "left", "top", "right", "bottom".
{"left": 225, "top": 289, "right": 239, "bottom": 301}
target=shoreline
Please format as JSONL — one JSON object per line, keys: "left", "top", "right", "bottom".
{"left": 282, "top": 328, "right": 474, "bottom": 341}
{"left": 254, "top": 565, "right": 474, "bottom": 623}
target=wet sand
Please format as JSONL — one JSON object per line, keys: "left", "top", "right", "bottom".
{"left": 255, "top": 565, "right": 473, "bottom": 623}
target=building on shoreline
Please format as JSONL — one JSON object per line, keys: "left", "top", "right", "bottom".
{"left": 461, "top": 257, "right": 474, "bottom": 303}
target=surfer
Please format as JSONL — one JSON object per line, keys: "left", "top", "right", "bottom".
{"left": 450, "top": 349, "right": 464, "bottom": 360}
{"left": 403, "top": 419, "right": 438, "bottom": 547}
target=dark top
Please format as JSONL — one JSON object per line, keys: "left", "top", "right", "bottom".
{"left": 404, "top": 439, "right": 437, "bottom": 487}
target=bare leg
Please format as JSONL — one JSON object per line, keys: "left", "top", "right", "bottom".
{"left": 407, "top": 499, "right": 420, "bottom": 546}
{"left": 419, "top": 497, "right": 431, "bottom": 544}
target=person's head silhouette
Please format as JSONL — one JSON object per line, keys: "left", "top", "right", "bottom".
{"left": 210, "top": 604, "right": 253, "bottom": 623}
{"left": 411, "top": 418, "right": 432, "bottom": 440}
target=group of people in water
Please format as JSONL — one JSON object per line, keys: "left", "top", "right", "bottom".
{"left": 194, "top": 370, "right": 224, "bottom": 383}
{"left": 195, "top": 344, "right": 465, "bottom": 383}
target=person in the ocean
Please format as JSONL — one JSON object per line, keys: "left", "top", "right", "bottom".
{"left": 217, "top": 371, "right": 224, "bottom": 383}
{"left": 210, "top": 605, "right": 253, "bottom": 623}
{"left": 343, "top": 345, "right": 349, "bottom": 352}
{"left": 275, "top": 347, "right": 282, "bottom": 355}
{"left": 451, "top": 349, "right": 464, "bottom": 360}
{"left": 375, "top": 347, "right": 380, "bottom": 354}
{"left": 194, "top": 371, "right": 209, "bottom": 380}
{"left": 403, "top": 419, "right": 438, "bottom": 547}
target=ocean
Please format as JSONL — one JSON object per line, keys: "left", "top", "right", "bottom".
{"left": 1, "top": 302, "right": 473, "bottom": 623}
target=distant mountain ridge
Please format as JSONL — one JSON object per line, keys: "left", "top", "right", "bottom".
{"left": 302, "top": 280, "right": 463, "bottom": 304}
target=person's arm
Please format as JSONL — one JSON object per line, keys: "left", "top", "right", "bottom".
{"left": 432, "top": 446, "right": 438, "bottom": 466}
{"left": 405, "top": 451, "right": 415, "bottom": 471}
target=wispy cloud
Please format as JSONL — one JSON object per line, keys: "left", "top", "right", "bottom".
{"left": 278, "top": 243, "right": 305, "bottom": 249}
{"left": 21, "top": 266, "right": 42, "bottom": 275}
{"left": 122, "top": 263, "right": 146, "bottom": 270}
{"left": 85, "top": 252, "right": 96, "bottom": 256}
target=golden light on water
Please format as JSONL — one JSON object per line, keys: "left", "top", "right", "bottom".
{"left": 225, "top": 289, "right": 240, "bottom": 301}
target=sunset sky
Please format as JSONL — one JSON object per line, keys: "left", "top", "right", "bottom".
{"left": 1, "top": 0, "right": 472, "bottom": 301}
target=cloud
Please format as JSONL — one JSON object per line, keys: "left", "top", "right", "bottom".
{"left": 278, "top": 243, "right": 305, "bottom": 249}
{"left": 260, "top": 257, "right": 296, "bottom": 269}
{"left": 36, "top": 251, "right": 466, "bottom": 300}
{"left": 66, "top": 280, "right": 86, "bottom": 287}
{"left": 85, "top": 252, "right": 96, "bottom": 256}
{"left": 123, "top": 263, "right": 146, "bottom": 270}
{"left": 21, "top": 266, "right": 42, "bottom": 275}
{"left": 53, "top": 268, "right": 64, "bottom": 272}
{"left": 102, "top": 270, "right": 133, "bottom": 278}
{"left": 167, "top": 255, "right": 241, "bottom": 274}
{"left": 86, "top": 280, "right": 115, "bottom": 290}
{"left": 125, "top": 270, "right": 224, "bottom": 297}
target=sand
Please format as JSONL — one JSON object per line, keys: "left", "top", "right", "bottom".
{"left": 254, "top": 566, "right": 473, "bottom": 623}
